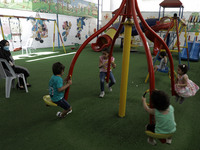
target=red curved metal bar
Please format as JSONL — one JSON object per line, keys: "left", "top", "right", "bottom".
{"left": 132, "top": 0, "right": 155, "bottom": 124}
{"left": 161, "top": 18, "right": 174, "bottom": 43}
{"left": 106, "top": 14, "right": 127, "bottom": 83}
{"left": 64, "top": 0, "right": 127, "bottom": 100}
{"left": 159, "top": 18, "right": 174, "bottom": 50}
{"left": 135, "top": 0, "right": 175, "bottom": 96}
{"left": 175, "top": 16, "right": 181, "bottom": 64}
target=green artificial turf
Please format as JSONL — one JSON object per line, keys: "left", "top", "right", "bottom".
{"left": 0, "top": 45, "right": 200, "bottom": 150}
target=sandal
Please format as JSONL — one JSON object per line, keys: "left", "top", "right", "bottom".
{"left": 26, "top": 83, "right": 32, "bottom": 87}
{"left": 147, "top": 137, "right": 157, "bottom": 146}
{"left": 16, "top": 84, "right": 25, "bottom": 90}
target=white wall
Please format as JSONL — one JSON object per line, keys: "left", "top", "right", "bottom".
{"left": 0, "top": 8, "right": 97, "bottom": 51}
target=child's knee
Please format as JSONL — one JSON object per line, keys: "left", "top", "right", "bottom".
{"left": 100, "top": 79, "right": 104, "bottom": 83}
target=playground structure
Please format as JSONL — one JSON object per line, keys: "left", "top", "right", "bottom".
{"left": 0, "top": 15, "right": 66, "bottom": 53}
{"left": 91, "top": 17, "right": 176, "bottom": 52}
{"left": 91, "top": 27, "right": 117, "bottom": 52}
{"left": 63, "top": 0, "right": 176, "bottom": 141}
{"left": 181, "top": 12, "right": 200, "bottom": 62}
{"left": 91, "top": 9, "right": 187, "bottom": 59}
{"left": 158, "top": 0, "right": 184, "bottom": 19}
{"left": 91, "top": 1, "right": 185, "bottom": 54}
{"left": 181, "top": 32, "right": 200, "bottom": 62}
{"left": 157, "top": 14, "right": 190, "bottom": 67}
{"left": 7, "top": 17, "right": 22, "bottom": 51}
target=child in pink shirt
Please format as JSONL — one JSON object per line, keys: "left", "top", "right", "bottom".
{"left": 99, "top": 48, "right": 116, "bottom": 98}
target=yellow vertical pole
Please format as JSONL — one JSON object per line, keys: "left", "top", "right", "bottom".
{"left": 0, "top": 18, "right": 5, "bottom": 39}
{"left": 0, "top": 26, "right": 4, "bottom": 39}
{"left": 53, "top": 21, "right": 56, "bottom": 51}
{"left": 55, "top": 21, "right": 66, "bottom": 53}
{"left": 118, "top": 19, "right": 133, "bottom": 117}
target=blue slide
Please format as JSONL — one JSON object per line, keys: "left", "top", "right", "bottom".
{"left": 189, "top": 40, "right": 200, "bottom": 61}
{"left": 181, "top": 40, "right": 193, "bottom": 60}
{"left": 181, "top": 38, "right": 200, "bottom": 61}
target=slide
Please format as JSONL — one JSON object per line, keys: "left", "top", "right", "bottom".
{"left": 144, "top": 17, "right": 174, "bottom": 55}
{"left": 181, "top": 40, "right": 193, "bottom": 60}
{"left": 91, "top": 18, "right": 173, "bottom": 52}
{"left": 91, "top": 18, "right": 159, "bottom": 52}
{"left": 181, "top": 38, "right": 200, "bottom": 61}
{"left": 189, "top": 40, "right": 200, "bottom": 61}
{"left": 91, "top": 27, "right": 117, "bottom": 52}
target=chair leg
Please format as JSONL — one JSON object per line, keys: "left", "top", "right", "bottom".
{"left": 5, "top": 77, "right": 13, "bottom": 98}
{"left": 20, "top": 74, "right": 28, "bottom": 93}
{"left": 16, "top": 74, "right": 28, "bottom": 93}
{"left": 11, "top": 79, "right": 15, "bottom": 88}
{"left": 28, "top": 48, "right": 31, "bottom": 54}
{"left": 26, "top": 48, "right": 28, "bottom": 55}
{"left": 23, "top": 77, "right": 28, "bottom": 93}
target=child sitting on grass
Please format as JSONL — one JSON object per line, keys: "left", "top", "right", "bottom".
{"left": 141, "top": 90, "right": 176, "bottom": 145}
{"left": 49, "top": 62, "right": 72, "bottom": 118}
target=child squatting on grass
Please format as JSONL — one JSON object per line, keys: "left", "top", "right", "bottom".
{"left": 141, "top": 90, "right": 176, "bottom": 145}
{"left": 175, "top": 64, "right": 199, "bottom": 104}
{"left": 49, "top": 62, "right": 72, "bottom": 118}
{"left": 99, "top": 48, "right": 116, "bottom": 98}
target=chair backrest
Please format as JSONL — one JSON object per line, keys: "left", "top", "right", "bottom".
{"left": 0, "top": 60, "right": 6, "bottom": 78}
{"left": 0, "top": 58, "right": 17, "bottom": 79}
{"left": 24, "top": 38, "right": 33, "bottom": 48}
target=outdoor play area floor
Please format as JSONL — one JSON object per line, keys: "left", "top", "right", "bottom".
{"left": 0, "top": 45, "right": 200, "bottom": 150}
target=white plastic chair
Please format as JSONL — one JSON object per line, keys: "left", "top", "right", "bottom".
{"left": 22, "top": 38, "right": 35, "bottom": 55}
{"left": 0, "top": 58, "right": 28, "bottom": 98}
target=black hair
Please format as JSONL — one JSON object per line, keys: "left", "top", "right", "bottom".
{"left": 151, "top": 90, "right": 170, "bottom": 111}
{"left": 52, "top": 62, "right": 65, "bottom": 75}
{"left": 0, "top": 40, "right": 9, "bottom": 49}
{"left": 102, "top": 47, "right": 110, "bottom": 54}
{"left": 159, "top": 51, "right": 167, "bottom": 57}
{"left": 178, "top": 64, "right": 188, "bottom": 74}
